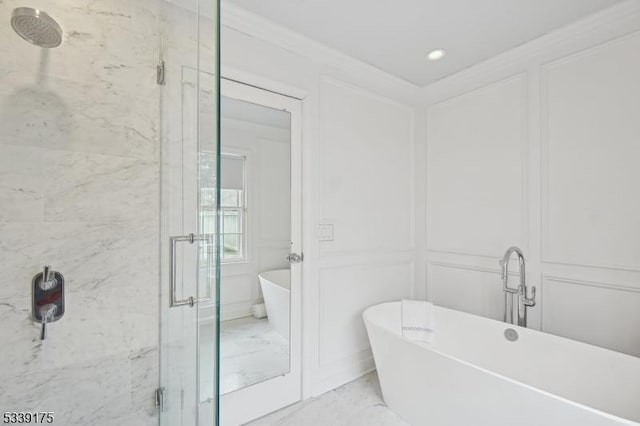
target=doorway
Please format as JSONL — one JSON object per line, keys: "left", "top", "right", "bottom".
{"left": 219, "top": 79, "right": 303, "bottom": 425}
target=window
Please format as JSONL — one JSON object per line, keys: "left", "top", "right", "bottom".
{"left": 220, "top": 188, "right": 245, "bottom": 261}
{"left": 220, "top": 154, "right": 247, "bottom": 262}
{"left": 199, "top": 153, "right": 247, "bottom": 263}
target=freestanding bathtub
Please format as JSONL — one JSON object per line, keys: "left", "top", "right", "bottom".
{"left": 258, "top": 269, "right": 290, "bottom": 339}
{"left": 363, "top": 301, "right": 640, "bottom": 426}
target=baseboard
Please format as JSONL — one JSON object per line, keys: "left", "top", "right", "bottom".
{"left": 310, "top": 355, "right": 376, "bottom": 398}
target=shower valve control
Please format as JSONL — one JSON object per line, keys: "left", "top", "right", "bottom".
{"left": 32, "top": 265, "right": 65, "bottom": 341}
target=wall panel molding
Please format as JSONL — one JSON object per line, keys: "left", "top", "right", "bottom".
{"left": 540, "top": 275, "right": 640, "bottom": 356}
{"left": 318, "top": 249, "right": 415, "bottom": 264}
{"left": 318, "top": 77, "right": 416, "bottom": 257}
{"left": 422, "top": 25, "right": 640, "bottom": 356}
{"left": 541, "top": 259, "right": 640, "bottom": 274}
{"left": 428, "top": 260, "right": 519, "bottom": 277}
{"left": 540, "top": 30, "right": 640, "bottom": 272}
{"left": 426, "top": 73, "right": 528, "bottom": 258}
{"left": 543, "top": 275, "right": 640, "bottom": 295}
{"left": 425, "top": 260, "right": 535, "bottom": 323}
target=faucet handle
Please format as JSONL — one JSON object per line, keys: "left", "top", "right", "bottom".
{"left": 524, "top": 285, "right": 536, "bottom": 307}
{"left": 40, "top": 320, "right": 47, "bottom": 341}
{"left": 40, "top": 265, "right": 57, "bottom": 291}
{"left": 39, "top": 304, "right": 57, "bottom": 341}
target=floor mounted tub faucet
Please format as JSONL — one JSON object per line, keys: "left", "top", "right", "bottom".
{"left": 500, "top": 247, "right": 536, "bottom": 327}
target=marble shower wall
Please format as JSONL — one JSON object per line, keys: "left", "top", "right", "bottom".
{"left": 0, "top": 0, "right": 162, "bottom": 424}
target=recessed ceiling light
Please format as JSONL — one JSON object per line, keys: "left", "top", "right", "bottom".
{"left": 427, "top": 49, "right": 446, "bottom": 61}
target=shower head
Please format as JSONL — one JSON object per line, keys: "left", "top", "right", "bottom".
{"left": 11, "top": 8, "right": 63, "bottom": 48}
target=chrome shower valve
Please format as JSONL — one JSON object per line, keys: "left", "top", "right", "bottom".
{"left": 32, "top": 265, "right": 65, "bottom": 341}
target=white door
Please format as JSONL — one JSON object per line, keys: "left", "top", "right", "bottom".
{"left": 219, "top": 79, "right": 303, "bottom": 425}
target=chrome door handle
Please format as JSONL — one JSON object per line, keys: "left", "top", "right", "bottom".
{"left": 169, "top": 233, "right": 214, "bottom": 308}
{"left": 287, "top": 252, "right": 303, "bottom": 263}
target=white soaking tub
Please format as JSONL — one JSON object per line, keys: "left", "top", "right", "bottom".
{"left": 363, "top": 301, "right": 640, "bottom": 426}
{"left": 258, "top": 269, "right": 290, "bottom": 339}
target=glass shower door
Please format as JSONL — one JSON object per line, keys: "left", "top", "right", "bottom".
{"left": 159, "top": 1, "right": 220, "bottom": 425}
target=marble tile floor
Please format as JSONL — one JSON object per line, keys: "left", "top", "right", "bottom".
{"left": 200, "top": 316, "right": 290, "bottom": 398}
{"left": 246, "top": 372, "right": 409, "bottom": 426}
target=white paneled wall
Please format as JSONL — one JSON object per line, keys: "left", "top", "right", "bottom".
{"left": 541, "top": 33, "right": 640, "bottom": 270}
{"left": 542, "top": 276, "right": 640, "bottom": 356}
{"left": 222, "top": 0, "right": 640, "bottom": 404}
{"left": 315, "top": 79, "right": 415, "bottom": 391}
{"left": 222, "top": 6, "right": 419, "bottom": 397}
{"left": 422, "top": 13, "right": 640, "bottom": 357}
{"left": 319, "top": 78, "right": 415, "bottom": 255}
{"left": 428, "top": 263, "right": 507, "bottom": 321}
{"left": 318, "top": 261, "right": 413, "bottom": 366}
{"left": 426, "top": 75, "right": 526, "bottom": 257}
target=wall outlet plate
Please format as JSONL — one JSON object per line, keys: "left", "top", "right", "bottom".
{"left": 317, "top": 224, "right": 334, "bottom": 241}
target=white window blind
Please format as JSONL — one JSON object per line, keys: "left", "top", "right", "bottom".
{"left": 222, "top": 155, "right": 244, "bottom": 190}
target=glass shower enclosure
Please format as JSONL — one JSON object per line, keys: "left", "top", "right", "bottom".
{"left": 0, "top": 1, "right": 220, "bottom": 425}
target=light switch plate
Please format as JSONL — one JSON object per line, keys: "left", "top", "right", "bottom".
{"left": 317, "top": 224, "right": 334, "bottom": 241}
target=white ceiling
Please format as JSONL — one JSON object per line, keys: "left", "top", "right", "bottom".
{"left": 225, "top": 0, "right": 621, "bottom": 86}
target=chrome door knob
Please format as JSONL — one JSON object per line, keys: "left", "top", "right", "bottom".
{"left": 287, "top": 253, "right": 303, "bottom": 263}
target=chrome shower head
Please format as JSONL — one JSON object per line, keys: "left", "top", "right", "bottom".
{"left": 11, "top": 8, "right": 63, "bottom": 48}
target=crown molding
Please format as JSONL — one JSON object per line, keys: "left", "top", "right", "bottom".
{"left": 420, "top": 0, "right": 640, "bottom": 105}
{"left": 220, "top": 1, "right": 421, "bottom": 102}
